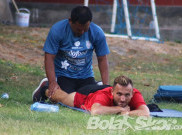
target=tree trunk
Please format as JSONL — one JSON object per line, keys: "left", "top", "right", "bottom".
{"left": 0, "top": 0, "right": 13, "bottom": 24}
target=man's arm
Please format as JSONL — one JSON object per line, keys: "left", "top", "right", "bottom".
{"left": 97, "top": 55, "right": 109, "bottom": 85}
{"left": 122, "top": 105, "right": 150, "bottom": 117}
{"left": 91, "top": 103, "right": 130, "bottom": 115}
{"left": 45, "top": 52, "right": 60, "bottom": 97}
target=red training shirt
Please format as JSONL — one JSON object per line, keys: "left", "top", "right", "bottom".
{"left": 74, "top": 87, "right": 146, "bottom": 111}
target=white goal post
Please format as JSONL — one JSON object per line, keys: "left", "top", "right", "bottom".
{"left": 84, "top": 0, "right": 160, "bottom": 42}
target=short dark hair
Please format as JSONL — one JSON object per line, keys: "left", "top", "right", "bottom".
{"left": 113, "top": 75, "right": 133, "bottom": 88}
{"left": 71, "top": 6, "right": 92, "bottom": 24}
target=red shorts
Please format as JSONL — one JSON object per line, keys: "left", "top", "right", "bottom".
{"left": 74, "top": 92, "right": 87, "bottom": 109}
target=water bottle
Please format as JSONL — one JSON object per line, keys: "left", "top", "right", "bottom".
{"left": 31, "top": 102, "right": 59, "bottom": 112}
{"left": 1, "top": 93, "right": 9, "bottom": 99}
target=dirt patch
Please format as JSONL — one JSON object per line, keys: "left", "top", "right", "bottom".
{"left": 0, "top": 26, "right": 182, "bottom": 67}
{"left": 107, "top": 37, "right": 182, "bottom": 57}
{"left": 107, "top": 37, "right": 182, "bottom": 67}
{"left": 0, "top": 41, "right": 44, "bottom": 66}
{"left": 0, "top": 26, "right": 48, "bottom": 67}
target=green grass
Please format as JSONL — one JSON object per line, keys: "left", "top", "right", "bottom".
{"left": 1, "top": 58, "right": 182, "bottom": 135}
{"left": 1, "top": 25, "right": 182, "bottom": 134}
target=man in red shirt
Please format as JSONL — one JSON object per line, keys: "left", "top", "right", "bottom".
{"left": 34, "top": 75, "right": 149, "bottom": 116}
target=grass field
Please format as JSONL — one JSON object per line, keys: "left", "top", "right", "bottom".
{"left": 0, "top": 25, "right": 182, "bottom": 135}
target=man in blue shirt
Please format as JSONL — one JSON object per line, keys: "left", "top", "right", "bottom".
{"left": 33, "top": 6, "right": 110, "bottom": 102}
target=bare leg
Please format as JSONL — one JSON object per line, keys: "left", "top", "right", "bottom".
{"left": 45, "top": 89, "right": 76, "bottom": 107}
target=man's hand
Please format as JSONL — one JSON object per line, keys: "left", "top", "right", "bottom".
{"left": 91, "top": 103, "right": 131, "bottom": 115}
{"left": 120, "top": 105, "right": 130, "bottom": 115}
{"left": 48, "top": 81, "right": 60, "bottom": 98}
{"left": 123, "top": 105, "right": 150, "bottom": 117}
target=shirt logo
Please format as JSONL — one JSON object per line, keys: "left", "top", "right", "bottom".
{"left": 68, "top": 50, "right": 87, "bottom": 58}
{"left": 61, "top": 60, "right": 69, "bottom": 70}
{"left": 72, "top": 41, "right": 83, "bottom": 49}
{"left": 86, "top": 41, "right": 91, "bottom": 49}
{"left": 74, "top": 41, "right": 80, "bottom": 47}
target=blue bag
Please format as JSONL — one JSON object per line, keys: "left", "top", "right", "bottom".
{"left": 154, "top": 85, "right": 182, "bottom": 102}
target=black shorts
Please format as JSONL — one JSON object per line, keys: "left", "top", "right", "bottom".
{"left": 57, "top": 76, "right": 97, "bottom": 94}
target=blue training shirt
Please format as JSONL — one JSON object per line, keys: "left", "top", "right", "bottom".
{"left": 43, "top": 19, "right": 110, "bottom": 79}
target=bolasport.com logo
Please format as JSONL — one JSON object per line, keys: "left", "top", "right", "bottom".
{"left": 87, "top": 116, "right": 182, "bottom": 131}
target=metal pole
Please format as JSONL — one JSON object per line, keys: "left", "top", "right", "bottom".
{"left": 151, "top": 0, "right": 160, "bottom": 39}
{"left": 123, "top": 0, "right": 132, "bottom": 38}
{"left": 84, "top": 0, "right": 89, "bottom": 6}
{"left": 111, "top": 0, "right": 117, "bottom": 33}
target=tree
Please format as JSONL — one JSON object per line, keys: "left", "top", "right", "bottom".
{"left": 0, "top": 0, "right": 13, "bottom": 24}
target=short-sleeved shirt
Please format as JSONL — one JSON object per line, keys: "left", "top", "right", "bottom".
{"left": 74, "top": 87, "right": 146, "bottom": 111}
{"left": 43, "top": 19, "right": 110, "bottom": 79}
